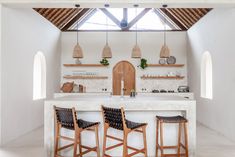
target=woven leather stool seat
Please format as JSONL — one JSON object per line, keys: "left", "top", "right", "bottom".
{"left": 126, "top": 119, "right": 147, "bottom": 130}
{"left": 156, "top": 115, "right": 187, "bottom": 123}
{"left": 77, "top": 119, "right": 100, "bottom": 129}
{"left": 54, "top": 107, "right": 100, "bottom": 130}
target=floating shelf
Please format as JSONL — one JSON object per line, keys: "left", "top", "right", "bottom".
{"left": 147, "top": 64, "right": 184, "bottom": 67}
{"left": 141, "top": 76, "right": 185, "bottom": 79}
{"left": 63, "top": 75, "right": 108, "bottom": 79}
{"left": 63, "top": 64, "right": 108, "bottom": 67}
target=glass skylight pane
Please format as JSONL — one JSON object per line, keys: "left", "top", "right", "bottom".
{"left": 130, "top": 9, "right": 172, "bottom": 30}
{"left": 79, "top": 9, "right": 120, "bottom": 30}
{"left": 106, "top": 8, "right": 123, "bottom": 21}
{"left": 127, "top": 8, "right": 145, "bottom": 22}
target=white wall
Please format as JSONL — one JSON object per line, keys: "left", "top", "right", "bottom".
{"left": 61, "top": 32, "right": 188, "bottom": 93}
{"left": 187, "top": 8, "right": 235, "bottom": 141}
{"left": 0, "top": 7, "right": 61, "bottom": 145}
{"left": 0, "top": 4, "right": 2, "bottom": 145}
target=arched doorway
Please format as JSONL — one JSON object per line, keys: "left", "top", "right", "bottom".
{"left": 112, "top": 61, "right": 135, "bottom": 95}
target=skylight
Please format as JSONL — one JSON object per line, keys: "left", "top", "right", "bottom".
{"left": 130, "top": 9, "right": 172, "bottom": 30}
{"left": 106, "top": 8, "right": 144, "bottom": 23}
{"left": 73, "top": 8, "right": 177, "bottom": 31}
{"left": 78, "top": 9, "right": 121, "bottom": 30}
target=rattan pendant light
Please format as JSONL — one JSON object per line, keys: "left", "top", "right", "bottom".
{"left": 160, "top": 4, "right": 170, "bottom": 58}
{"left": 102, "top": 6, "right": 112, "bottom": 58}
{"left": 132, "top": 4, "right": 141, "bottom": 58}
{"left": 73, "top": 5, "right": 84, "bottom": 64}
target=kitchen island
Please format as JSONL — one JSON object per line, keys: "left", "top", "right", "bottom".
{"left": 44, "top": 95, "right": 196, "bottom": 157}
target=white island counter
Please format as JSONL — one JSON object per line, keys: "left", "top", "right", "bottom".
{"left": 44, "top": 95, "right": 196, "bottom": 157}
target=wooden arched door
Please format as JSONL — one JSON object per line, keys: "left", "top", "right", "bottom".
{"left": 113, "top": 61, "right": 135, "bottom": 95}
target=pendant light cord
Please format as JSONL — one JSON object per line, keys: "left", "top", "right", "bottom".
{"left": 76, "top": 19, "right": 79, "bottom": 44}
{"left": 106, "top": 15, "right": 108, "bottom": 45}
{"left": 135, "top": 7, "right": 137, "bottom": 45}
{"left": 163, "top": 7, "right": 167, "bottom": 46}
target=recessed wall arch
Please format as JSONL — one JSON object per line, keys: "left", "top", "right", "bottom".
{"left": 33, "top": 51, "right": 46, "bottom": 100}
{"left": 201, "top": 51, "right": 213, "bottom": 99}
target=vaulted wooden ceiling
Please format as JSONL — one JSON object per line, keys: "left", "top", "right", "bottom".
{"left": 34, "top": 8, "right": 211, "bottom": 31}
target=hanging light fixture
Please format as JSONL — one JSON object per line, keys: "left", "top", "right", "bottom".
{"left": 73, "top": 4, "right": 83, "bottom": 64}
{"left": 102, "top": 4, "right": 112, "bottom": 58}
{"left": 160, "top": 4, "right": 170, "bottom": 58}
{"left": 132, "top": 4, "right": 141, "bottom": 58}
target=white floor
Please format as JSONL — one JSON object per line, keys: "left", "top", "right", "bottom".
{"left": 0, "top": 123, "right": 235, "bottom": 157}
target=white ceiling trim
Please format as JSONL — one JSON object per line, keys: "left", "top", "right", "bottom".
{"left": 1, "top": 0, "right": 235, "bottom": 8}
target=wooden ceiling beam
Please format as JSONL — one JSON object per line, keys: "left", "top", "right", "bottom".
{"left": 194, "top": 9, "right": 205, "bottom": 16}
{"left": 56, "top": 9, "right": 76, "bottom": 29}
{"left": 73, "top": 9, "right": 97, "bottom": 30}
{"left": 178, "top": 9, "right": 196, "bottom": 25}
{"left": 160, "top": 8, "right": 187, "bottom": 30}
{"left": 201, "top": 8, "right": 209, "bottom": 14}
{"left": 37, "top": 8, "right": 46, "bottom": 14}
{"left": 59, "top": 9, "right": 79, "bottom": 29}
{"left": 188, "top": 9, "right": 200, "bottom": 23}
{"left": 45, "top": 9, "right": 58, "bottom": 20}
{"left": 188, "top": 9, "right": 201, "bottom": 20}
{"left": 153, "top": 9, "right": 178, "bottom": 30}
{"left": 34, "top": 8, "right": 40, "bottom": 12}
{"left": 169, "top": 9, "right": 191, "bottom": 28}
{"left": 166, "top": 9, "right": 189, "bottom": 29}
{"left": 41, "top": 8, "right": 51, "bottom": 17}
{"left": 53, "top": 9, "right": 71, "bottom": 27}
{"left": 61, "top": 8, "right": 90, "bottom": 31}
{"left": 174, "top": 9, "right": 194, "bottom": 26}
{"left": 124, "top": 8, "right": 151, "bottom": 30}
{"left": 50, "top": 9, "right": 65, "bottom": 22}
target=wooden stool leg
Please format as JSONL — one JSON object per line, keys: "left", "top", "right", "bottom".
{"left": 73, "top": 132, "right": 78, "bottom": 157}
{"left": 123, "top": 132, "right": 128, "bottom": 157}
{"left": 184, "top": 122, "right": 189, "bottom": 157}
{"left": 79, "top": 132, "right": 82, "bottom": 157}
{"left": 160, "top": 122, "right": 164, "bottom": 157}
{"left": 142, "top": 126, "right": 148, "bottom": 157}
{"left": 54, "top": 125, "right": 60, "bottom": 157}
{"left": 102, "top": 125, "right": 108, "bottom": 157}
{"left": 177, "top": 123, "right": 182, "bottom": 157}
{"left": 95, "top": 126, "right": 100, "bottom": 157}
{"left": 156, "top": 120, "right": 159, "bottom": 157}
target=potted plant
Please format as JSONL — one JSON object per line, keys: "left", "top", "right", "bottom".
{"left": 100, "top": 58, "right": 109, "bottom": 66}
{"left": 139, "top": 58, "right": 148, "bottom": 69}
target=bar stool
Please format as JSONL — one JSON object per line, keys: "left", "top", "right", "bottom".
{"left": 54, "top": 106, "right": 100, "bottom": 157}
{"left": 156, "top": 115, "right": 188, "bottom": 157}
{"left": 101, "top": 105, "right": 148, "bottom": 157}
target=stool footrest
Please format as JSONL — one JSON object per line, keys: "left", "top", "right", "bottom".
{"left": 157, "top": 144, "right": 187, "bottom": 150}
{"left": 161, "top": 153, "right": 186, "bottom": 157}
{"left": 106, "top": 142, "right": 123, "bottom": 151}
{"left": 78, "top": 146, "right": 97, "bottom": 156}
{"left": 106, "top": 134, "right": 123, "bottom": 142}
{"left": 57, "top": 143, "right": 74, "bottom": 151}
{"left": 127, "top": 147, "right": 145, "bottom": 157}
{"left": 103, "top": 154, "right": 112, "bottom": 157}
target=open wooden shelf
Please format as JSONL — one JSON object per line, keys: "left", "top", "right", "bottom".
{"left": 147, "top": 64, "right": 184, "bottom": 67}
{"left": 63, "top": 64, "right": 108, "bottom": 67}
{"left": 141, "top": 76, "right": 185, "bottom": 80}
{"left": 63, "top": 75, "right": 108, "bottom": 79}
